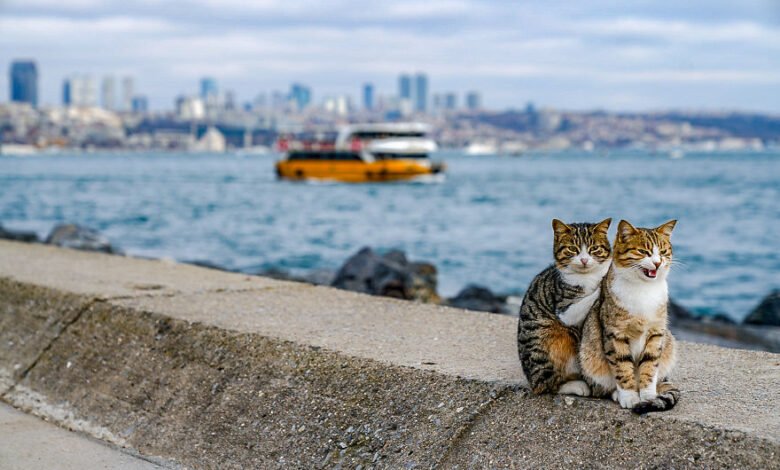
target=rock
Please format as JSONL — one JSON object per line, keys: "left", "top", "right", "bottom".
{"left": 744, "top": 290, "right": 780, "bottom": 327}
{"left": 0, "top": 224, "right": 39, "bottom": 243}
{"left": 667, "top": 299, "right": 694, "bottom": 323}
{"left": 301, "top": 269, "right": 336, "bottom": 286}
{"left": 45, "top": 224, "right": 116, "bottom": 254}
{"left": 331, "top": 247, "right": 440, "bottom": 303}
{"left": 447, "top": 285, "right": 508, "bottom": 314}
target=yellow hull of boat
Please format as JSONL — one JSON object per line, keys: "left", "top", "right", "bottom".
{"left": 275, "top": 159, "right": 444, "bottom": 183}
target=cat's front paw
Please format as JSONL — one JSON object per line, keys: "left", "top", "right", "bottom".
{"left": 616, "top": 387, "right": 641, "bottom": 409}
{"left": 639, "top": 386, "right": 657, "bottom": 402}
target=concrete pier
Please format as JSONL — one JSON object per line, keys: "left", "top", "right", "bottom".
{"left": 0, "top": 240, "right": 777, "bottom": 469}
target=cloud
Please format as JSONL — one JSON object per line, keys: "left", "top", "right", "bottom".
{"left": 0, "top": 1, "right": 778, "bottom": 111}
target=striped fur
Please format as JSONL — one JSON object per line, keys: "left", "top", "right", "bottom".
{"left": 579, "top": 219, "right": 680, "bottom": 413}
{"left": 518, "top": 219, "right": 611, "bottom": 395}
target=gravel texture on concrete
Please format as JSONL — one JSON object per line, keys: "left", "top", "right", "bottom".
{"left": 0, "top": 240, "right": 779, "bottom": 469}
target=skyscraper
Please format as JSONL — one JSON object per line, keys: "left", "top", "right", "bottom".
{"left": 444, "top": 92, "right": 457, "bottom": 110}
{"left": 414, "top": 73, "right": 428, "bottom": 112}
{"left": 121, "top": 77, "right": 134, "bottom": 111}
{"left": 102, "top": 76, "right": 115, "bottom": 110}
{"left": 131, "top": 96, "right": 148, "bottom": 113}
{"left": 290, "top": 83, "right": 311, "bottom": 111}
{"left": 363, "top": 83, "right": 374, "bottom": 111}
{"left": 200, "top": 77, "right": 217, "bottom": 100}
{"left": 398, "top": 74, "right": 412, "bottom": 101}
{"left": 466, "top": 91, "right": 481, "bottom": 110}
{"left": 62, "top": 76, "right": 97, "bottom": 107}
{"left": 10, "top": 60, "right": 38, "bottom": 108}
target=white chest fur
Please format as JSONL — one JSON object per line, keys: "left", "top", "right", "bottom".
{"left": 558, "top": 262, "right": 609, "bottom": 327}
{"left": 610, "top": 268, "right": 668, "bottom": 319}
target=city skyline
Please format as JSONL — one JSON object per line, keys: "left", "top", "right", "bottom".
{"left": 1, "top": 1, "right": 779, "bottom": 112}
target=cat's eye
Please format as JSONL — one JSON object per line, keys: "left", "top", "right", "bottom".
{"left": 566, "top": 246, "right": 578, "bottom": 254}
{"left": 637, "top": 249, "right": 651, "bottom": 256}
{"left": 660, "top": 249, "right": 669, "bottom": 255}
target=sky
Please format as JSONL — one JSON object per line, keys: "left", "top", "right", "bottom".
{"left": 1, "top": 0, "right": 779, "bottom": 112}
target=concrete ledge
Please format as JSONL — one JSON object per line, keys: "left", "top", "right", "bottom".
{"left": 1, "top": 240, "right": 778, "bottom": 469}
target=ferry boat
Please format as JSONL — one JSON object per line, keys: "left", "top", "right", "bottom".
{"left": 275, "top": 123, "right": 445, "bottom": 182}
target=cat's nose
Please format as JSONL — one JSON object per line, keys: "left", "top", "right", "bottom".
{"left": 580, "top": 258, "right": 589, "bottom": 267}
{"left": 653, "top": 260, "right": 661, "bottom": 269}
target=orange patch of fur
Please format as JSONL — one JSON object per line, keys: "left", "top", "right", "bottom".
{"left": 541, "top": 323, "right": 579, "bottom": 381}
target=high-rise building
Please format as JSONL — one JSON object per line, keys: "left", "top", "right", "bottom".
{"left": 63, "top": 76, "right": 97, "bottom": 107}
{"left": 200, "top": 77, "right": 218, "bottom": 100}
{"left": 224, "top": 90, "right": 235, "bottom": 110}
{"left": 466, "top": 91, "right": 481, "bottom": 110}
{"left": 398, "top": 74, "right": 412, "bottom": 101}
{"left": 444, "top": 92, "right": 457, "bottom": 110}
{"left": 101, "top": 76, "right": 115, "bottom": 110}
{"left": 10, "top": 60, "right": 38, "bottom": 108}
{"left": 414, "top": 73, "right": 428, "bottom": 112}
{"left": 131, "top": 96, "right": 148, "bottom": 113}
{"left": 362, "top": 83, "right": 374, "bottom": 111}
{"left": 290, "top": 83, "right": 311, "bottom": 111}
{"left": 121, "top": 77, "right": 134, "bottom": 111}
{"left": 62, "top": 80, "right": 71, "bottom": 105}
{"left": 271, "top": 90, "right": 287, "bottom": 110}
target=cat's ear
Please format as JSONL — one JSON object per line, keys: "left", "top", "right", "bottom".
{"left": 617, "top": 220, "right": 638, "bottom": 241}
{"left": 654, "top": 219, "right": 677, "bottom": 238}
{"left": 552, "top": 219, "right": 571, "bottom": 237}
{"left": 594, "top": 218, "right": 611, "bottom": 236}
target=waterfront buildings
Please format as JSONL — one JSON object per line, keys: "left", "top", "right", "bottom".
{"left": 10, "top": 60, "right": 38, "bottom": 108}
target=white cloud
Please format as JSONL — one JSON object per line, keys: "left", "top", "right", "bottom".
{"left": 575, "top": 17, "right": 780, "bottom": 45}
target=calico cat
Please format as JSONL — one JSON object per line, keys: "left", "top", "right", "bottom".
{"left": 517, "top": 218, "right": 612, "bottom": 396}
{"left": 579, "top": 220, "right": 680, "bottom": 413}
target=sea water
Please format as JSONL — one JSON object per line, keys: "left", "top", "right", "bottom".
{"left": 0, "top": 150, "right": 777, "bottom": 322}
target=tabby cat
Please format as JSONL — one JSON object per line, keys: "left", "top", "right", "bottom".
{"left": 579, "top": 219, "right": 680, "bottom": 413}
{"left": 517, "top": 218, "right": 612, "bottom": 396}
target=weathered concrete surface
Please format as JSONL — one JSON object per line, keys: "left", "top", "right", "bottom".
{"left": 0, "top": 403, "right": 169, "bottom": 469}
{"left": 0, "top": 239, "right": 285, "bottom": 298}
{"left": 1, "top": 240, "right": 779, "bottom": 469}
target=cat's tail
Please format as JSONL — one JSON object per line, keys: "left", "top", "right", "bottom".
{"left": 632, "top": 382, "right": 680, "bottom": 414}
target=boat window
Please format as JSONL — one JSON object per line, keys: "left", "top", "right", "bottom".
{"left": 351, "top": 131, "right": 425, "bottom": 139}
{"left": 288, "top": 152, "right": 362, "bottom": 161}
{"left": 373, "top": 153, "right": 428, "bottom": 160}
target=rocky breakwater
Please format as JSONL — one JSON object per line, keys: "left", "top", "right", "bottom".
{"left": 0, "top": 222, "right": 118, "bottom": 254}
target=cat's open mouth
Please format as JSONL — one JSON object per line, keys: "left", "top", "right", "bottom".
{"left": 642, "top": 268, "right": 658, "bottom": 279}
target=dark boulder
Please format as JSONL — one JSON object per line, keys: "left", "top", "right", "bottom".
{"left": 744, "top": 290, "right": 780, "bottom": 327}
{"left": 667, "top": 299, "right": 694, "bottom": 323}
{"left": 45, "top": 223, "right": 116, "bottom": 254}
{"left": 448, "top": 284, "right": 508, "bottom": 314}
{"left": 0, "top": 224, "right": 39, "bottom": 242}
{"left": 331, "top": 247, "right": 440, "bottom": 302}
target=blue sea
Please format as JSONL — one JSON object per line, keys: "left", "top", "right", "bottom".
{"left": 1, "top": 150, "right": 778, "bottom": 322}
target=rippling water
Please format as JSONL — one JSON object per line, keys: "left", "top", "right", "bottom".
{"left": 1, "top": 150, "right": 778, "bottom": 321}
